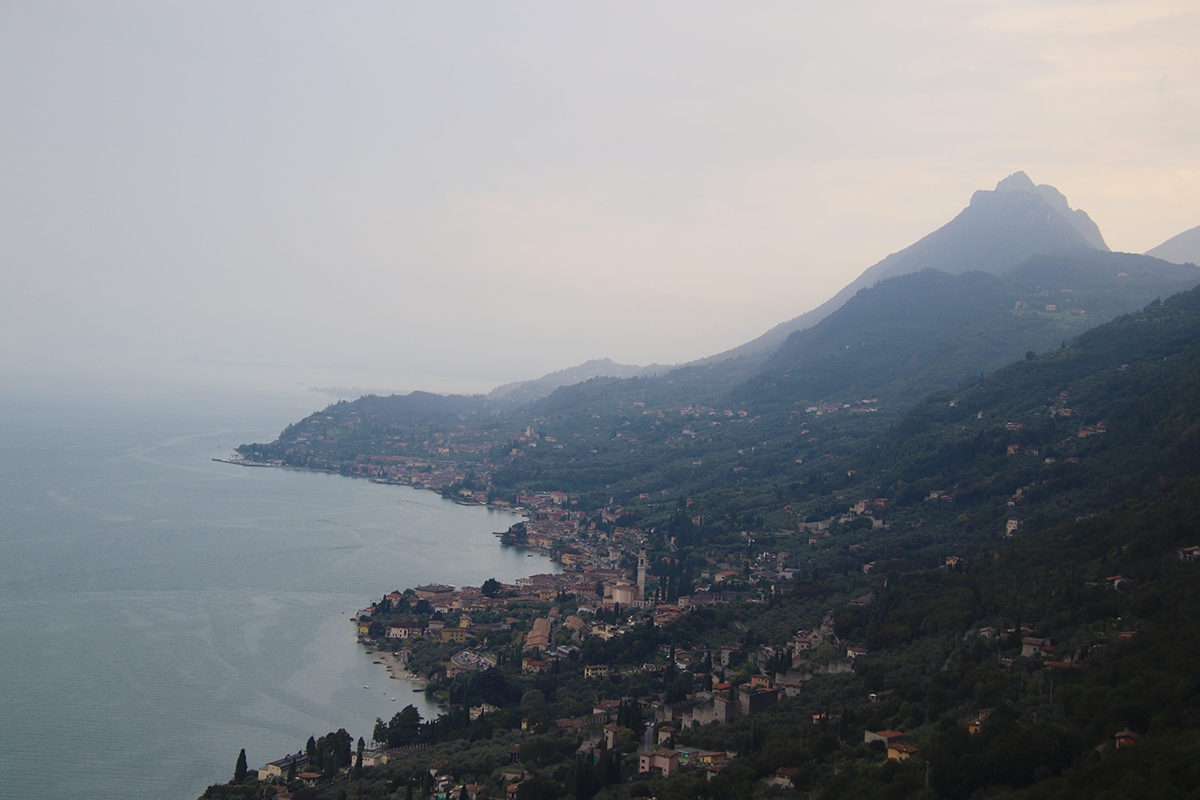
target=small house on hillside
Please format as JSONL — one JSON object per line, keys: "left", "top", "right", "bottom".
{"left": 1021, "top": 637, "right": 1053, "bottom": 658}
{"left": 638, "top": 748, "right": 680, "bottom": 777}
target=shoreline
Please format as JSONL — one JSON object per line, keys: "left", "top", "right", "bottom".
{"left": 373, "top": 648, "right": 427, "bottom": 689}
{"left": 213, "top": 457, "right": 528, "bottom": 519}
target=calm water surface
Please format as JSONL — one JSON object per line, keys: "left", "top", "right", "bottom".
{"left": 0, "top": 387, "right": 552, "bottom": 800}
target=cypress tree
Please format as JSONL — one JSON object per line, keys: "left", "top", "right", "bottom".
{"left": 597, "top": 742, "right": 609, "bottom": 789}
{"left": 233, "top": 748, "right": 247, "bottom": 784}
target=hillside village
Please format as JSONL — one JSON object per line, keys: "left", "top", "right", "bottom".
{"left": 229, "top": 495, "right": 1197, "bottom": 800}
{"left": 231, "top": 465, "right": 1200, "bottom": 800}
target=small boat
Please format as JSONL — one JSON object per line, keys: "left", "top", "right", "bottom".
{"left": 363, "top": 685, "right": 369, "bottom": 689}
{"left": 391, "top": 697, "right": 397, "bottom": 701}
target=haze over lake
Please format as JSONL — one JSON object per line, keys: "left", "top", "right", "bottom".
{"left": 0, "top": 384, "right": 555, "bottom": 800}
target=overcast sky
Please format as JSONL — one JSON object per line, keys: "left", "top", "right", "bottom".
{"left": 3, "top": 1, "right": 1198, "bottom": 397}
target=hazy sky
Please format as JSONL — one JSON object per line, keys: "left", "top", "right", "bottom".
{"left": 3, "top": 1, "right": 1198, "bottom": 397}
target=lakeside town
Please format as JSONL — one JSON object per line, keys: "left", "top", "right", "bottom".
{"left": 254, "top": 569, "right": 851, "bottom": 798}
{"left": 222, "top": 472, "right": 1171, "bottom": 800}
{"left": 206, "top": 436, "right": 1197, "bottom": 800}
{"left": 219, "top": 471, "right": 861, "bottom": 797}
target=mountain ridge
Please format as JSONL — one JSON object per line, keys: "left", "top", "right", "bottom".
{"left": 487, "top": 358, "right": 670, "bottom": 405}
{"left": 412, "top": 172, "right": 1122, "bottom": 401}
{"left": 695, "top": 172, "right": 1106, "bottom": 365}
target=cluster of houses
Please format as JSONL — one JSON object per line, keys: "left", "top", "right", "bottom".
{"left": 365, "top": 458, "right": 487, "bottom": 498}
{"left": 748, "top": 550, "right": 801, "bottom": 582}
{"left": 800, "top": 496, "right": 893, "bottom": 550}
{"left": 800, "top": 398, "right": 879, "bottom": 417}
{"left": 806, "top": 402, "right": 852, "bottom": 416}
{"left": 495, "top": 492, "right": 660, "bottom": 575}
{"left": 359, "top": 558, "right": 743, "bottom": 682}
{"left": 572, "top": 712, "right": 736, "bottom": 783}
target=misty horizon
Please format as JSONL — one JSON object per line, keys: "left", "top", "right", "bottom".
{"left": 3, "top": 2, "right": 1198, "bottom": 400}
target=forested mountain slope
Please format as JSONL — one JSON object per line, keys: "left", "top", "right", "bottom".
{"left": 811, "top": 477, "right": 1200, "bottom": 800}
{"left": 867, "top": 280, "right": 1200, "bottom": 535}
{"left": 739, "top": 250, "right": 1198, "bottom": 410}
{"left": 494, "top": 254, "right": 1197, "bottom": 502}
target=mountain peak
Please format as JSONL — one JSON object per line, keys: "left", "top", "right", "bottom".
{"left": 995, "top": 171, "right": 1037, "bottom": 192}
{"left": 694, "top": 172, "right": 1110, "bottom": 366}
{"left": 990, "top": 171, "right": 1108, "bottom": 251}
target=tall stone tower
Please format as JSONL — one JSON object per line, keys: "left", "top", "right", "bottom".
{"left": 636, "top": 549, "right": 648, "bottom": 601}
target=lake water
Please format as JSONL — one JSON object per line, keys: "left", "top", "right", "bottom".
{"left": 0, "top": 386, "right": 553, "bottom": 800}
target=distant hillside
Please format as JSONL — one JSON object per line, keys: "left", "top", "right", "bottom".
{"left": 488, "top": 254, "right": 1197, "bottom": 503}
{"left": 487, "top": 358, "right": 668, "bottom": 405}
{"left": 701, "top": 172, "right": 1107, "bottom": 364}
{"left": 738, "top": 250, "right": 1198, "bottom": 410}
{"left": 1145, "top": 223, "right": 1200, "bottom": 265}
{"left": 242, "top": 251, "right": 1197, "bottom": 501}
{"left": 236, "top": 174, "right": 1193, "bottom": 513}
{"left": 236, "top": 390, "right": 493, "bottom": 467}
